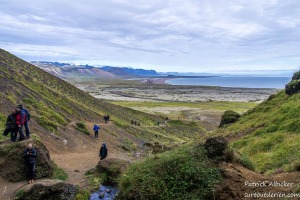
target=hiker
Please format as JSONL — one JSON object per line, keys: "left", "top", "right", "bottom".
{"left": 19, "top": 105, "right": 31, "bottom": 138}
{"left": 5, "top": 109, "right": 18, "bottom": 142}
{"left": 16, "top": 108, "right": 26, "bottom": 141}
{"left": 131, "top": 120, "right": 134, "bottom": 125}
{"left": 134, "top": 121, "right": 137, "bottom": 126}
{"left": 107, "top": 115, "right": 110, "bottom": 123}
{"left": 24, "top": 143, "right": 36, "bottom": 184}
{"left": 99, "top": 143, "right": 108, "bottom": 160}
{"left": 93, "top": 124, "right": 100, "bottom": 138}
{"left": 104, "top": 115, "right": 108, "bottom": 124}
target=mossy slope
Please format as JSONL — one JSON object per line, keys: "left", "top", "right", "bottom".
{"left": 219, "top": 90, "right": 300, "bottom": 173}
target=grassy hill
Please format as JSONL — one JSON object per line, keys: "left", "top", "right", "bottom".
{"left": 218, "top": 90, "right": 300, "bottom": 173}
{"left": 0, "top": 48, "right": 203, "bottom": 146}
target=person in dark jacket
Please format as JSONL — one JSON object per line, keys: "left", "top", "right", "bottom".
{"left": 104, "top": 115, "right": 108, "bottom": 124}
{"left": 93, "top": 124, "right": 100, "bottom": 138}
{"left": 24, "top": 143, "right": 36, "bottom": 184}
{"left": 16, "top": 108, "right": 26, "bottom": 141}
{"left": 19, "top": 105, "right": 30, "bottom": 138}
{"left": 99, "top": 143, "right": 108, "bottom": 160}
{"left": 6, "top": 109, "right": 18, "bottom": 142}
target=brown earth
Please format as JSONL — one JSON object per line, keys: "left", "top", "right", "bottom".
{"left": 216, "top": 162, "right": 300, "bottom": 200}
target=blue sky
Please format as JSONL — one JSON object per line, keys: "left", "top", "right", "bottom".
{"left": 1, "top": 0, "right": 300, "bottom": 73}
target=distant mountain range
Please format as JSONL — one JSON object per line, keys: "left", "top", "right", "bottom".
{"left": 31, "top": 61, "right": 159, "bottom": 78}
{"left": 31, "top": 61, "right": 294, "bottom": 78}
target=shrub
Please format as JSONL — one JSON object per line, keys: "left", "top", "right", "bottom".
{"left": 285, "top": 79, "right": 300, "bottom": 95}
{"left": 118, "top": 144, "right": 222, "bottom": 200}
{"left": 75, "top": 189, "right": 90, "bottom": 200}
{"left": 292, "top": 71, "right": 300, "bottom": 80}
{"left": 219, "top": 110, "right": 240, "bottom": 127}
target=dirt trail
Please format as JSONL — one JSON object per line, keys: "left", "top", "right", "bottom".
{"left": 51, "top": 121, "right": 137, "bottom": 186}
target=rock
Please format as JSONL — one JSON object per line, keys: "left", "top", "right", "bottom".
{"left": 99, "top": 192, "right": 105, "bottom": 198}
{"left": 96, "top": 158, "right": 130, "bottom": 185}
{"left": 204, "top": 137, "right": 228, "bottom": 160}
{"left": 219, "top": 110, "right": 240, "bottom": 127}
{"left": 74, "top": 169, "right": 80, "bottom": 172}
{"left": 106, "top": 189, "right": 111, "bottom": 193}
{"left": 16, "top": 179, "right": 77, "bottom": 200}
{"left": 0, "top": 140, "right": 53, "bottom": 182}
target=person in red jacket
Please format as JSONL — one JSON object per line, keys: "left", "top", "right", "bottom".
{"left": 16, "top": 108, "right": 26, "bottom": 141}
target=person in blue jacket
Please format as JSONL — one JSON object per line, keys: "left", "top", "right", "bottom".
{"left": 93, "top": 124, "right": 100, "bottom": 138}
{"left": 24, "top": 143, "right": 36, "bottom": 184}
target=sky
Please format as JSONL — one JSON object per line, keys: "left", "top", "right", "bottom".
{"left": 1, "top": 0, "right": 300, "bottom": 73}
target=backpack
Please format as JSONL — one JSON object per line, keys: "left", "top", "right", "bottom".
{"left": 23, "top": 109, "right": 31, "bottom": 121}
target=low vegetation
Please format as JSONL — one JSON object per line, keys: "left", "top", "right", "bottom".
{"left": 219, "top": 110, "right": 240, "bottom": 127}
{"left": 218, "top": 90, "right": 300, "bottom": 173}
{"left": 285, "top": 71, "right": 300, "bottom": 95}
{"left": 51, "top": 162, "right": 69, "bottom": 181}
{"left": 75, "top": 122, "right": 90, "bottom": 135}
{"left": 118, "top": 144, "right": 222, "bottom": 200}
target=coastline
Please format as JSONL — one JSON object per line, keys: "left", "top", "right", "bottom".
{"left": 141, "top": 77, "right": 173, "bottom": 85}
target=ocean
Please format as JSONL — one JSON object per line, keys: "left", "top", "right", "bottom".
{"left": 165, "top": 76, "right": 291, "bottom": 89}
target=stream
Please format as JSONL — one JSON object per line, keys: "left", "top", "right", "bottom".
{"left": 90, "top": 185, "right": 119, "bottom": 200}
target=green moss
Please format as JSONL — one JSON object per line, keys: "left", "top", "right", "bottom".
{"left": 221, "top": 90, "right": 300, "bottom": 173}
{"left": 36, "top": 116, "right": 58, "bottom": 132}
{"left": 75, "top": 189, "right": 90, "bottom": 200}
{"left": 118, "top": 144, "right": 222, "bottom": 199}
{"left": 15, "top": 189, "right": 25, "bottom": 199}
{"left": 75, "top": 122, "right": 90, "bottom": 135}
{"left": 51, "top": 162, "right": 68, "bottom": 181}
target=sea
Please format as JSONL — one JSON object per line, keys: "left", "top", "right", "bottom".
{"left": 165, "top": 76, "right": 291, "bottom": 89}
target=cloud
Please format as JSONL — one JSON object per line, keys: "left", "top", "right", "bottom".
{"left": 0, "top": 0, "right": 300, "bottom": 72}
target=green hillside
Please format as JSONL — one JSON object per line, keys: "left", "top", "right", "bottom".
{"left": 218, "top": 90, "right": 300, "bottom": 173}
{"left": 0, "top": 48, "right": 202, "bottom": 144}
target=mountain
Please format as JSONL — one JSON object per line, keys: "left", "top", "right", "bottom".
{"left": 1, "top": 49, "right": 203, "bottom": 148}
{"left": 100, "top": 66, "right": 159, "bottom": 76}
{"left": 31, "top": 61, "right": 115, "bottom": 78}
{"left": 31, "top": 61, "right": 159, "bottom": 77}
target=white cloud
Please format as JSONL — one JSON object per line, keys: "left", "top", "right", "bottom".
{"left": 0, "top": 0, "right": 300, "bottom": 72}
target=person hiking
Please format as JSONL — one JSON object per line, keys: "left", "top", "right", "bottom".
{"left": 93, "top": 124, "right": 100, "bottom": 138}
{"left": 5, "top": 109, "right": 18, "bottom": 142}
{"left": 16, "top": 108, "right": 26, "bottom": 141}
{"left": 19, "top": 105, "right": 30, "bottom": 138}
{"left": 107, "top": 115, "right": 110, "bottom": 123}
{"left": 24, "top": 143, "right": 36, "bottom": 184}
{"left": 99, "top": 143, "right": 108, "bottom": 160}
{"left": 104, "top": 115, "right": 108, "bottom": 124}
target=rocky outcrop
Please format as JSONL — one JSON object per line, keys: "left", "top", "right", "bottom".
{"left": 16, "top": 179, "right": 77, "bottom": 200}
{"left": 0, "top": 140, "right": 53, "bottom": 182}
{"left": 219, "top": 110, "right": 240, "bottom": 127}
{"left": 285, "top": 71, "right": 300, "bottom": 95}
{"left": 204, "top": 137, "right": 228, "bottom": 160}
{"left": 96, "top": 158, "right": 130, "bottom": 185}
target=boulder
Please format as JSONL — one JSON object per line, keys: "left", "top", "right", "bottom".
{"left": 219, "top": 110, "right": 240, "bottom": 127}
{"left": 0, "top": 139, "right": 53, "bottom": 182}
{"left": 204, "top": 137, "right": 228, "bottom": 160}
{"left": 96, "top": 158, "right": 130, "bottom": 185}
{"left": 16, "top": 179, "right": 77, "bottom": 200}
